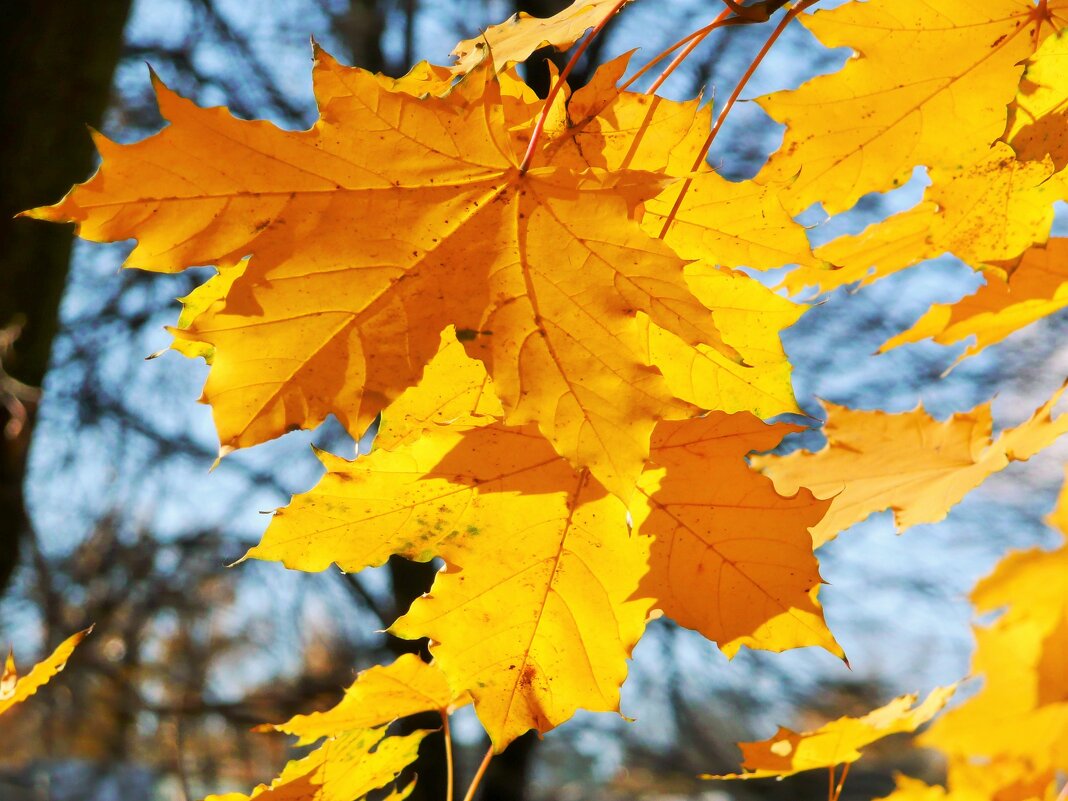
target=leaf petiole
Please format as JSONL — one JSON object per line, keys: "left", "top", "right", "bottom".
{"left": 518, "top": 0, "right": 630, "bottom": 173}
{"left": 657, "top": 0, "right": 817, "bottom": 240}
{"left": 442, "top": 711, "right": 455, "bottom": 801}
{"left": 461, "top": 743, "right": 495, "bottom": 801}
{"left": 643, "top": 9, "right": 733, "bottom": 95}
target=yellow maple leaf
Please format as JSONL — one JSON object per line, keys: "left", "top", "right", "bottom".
{"left": 260, "top": 654, "right": 468, "bottom": 746}
{"left": 1006, "top": 29, "right": 1068, "bottom": 171}
{"left": 920, "top": 541, "right": 1068, "bottom": 773}
{"left": 881, "top": 239, "right": 1068, "bottom": 361}
{"left": 383, "top": 424, "right": 652, "bottom": 752}
{"left": 704, "top": 686, "right": 956, "bottom": 780}
{"left": 0, "top": 628, "right": 90, "bottom": 717}
{"left": 755, "top": 384, "right": 1068, "bottom": 545}
{"left": 786, "top": 143, "right": 1059, "bottom": 296}
{"left": 632, "top": 412, "right": 840, "bottom": 658}
{"left": 758, "top": 0, "right": 1068, "bottom": 215}
{"left": 248, "top": 418, "right": 652, "bottom": 750}
{"left": 205, "top": 728, "right": 427, "bottom": 801}
{"left": 451, "top": 0, "right": 631, "bottom": 75}
{"left": 30, "top": 50, "right": 744, "bottom": 501}
{"left": 251, "top": 409, "right": 844, "bottom": 745}
{"left": 922, "top": 616, "right": 1068, "bottom": 774}
{"left": 877, "top": 761, "right": 1059, "bottom": 801}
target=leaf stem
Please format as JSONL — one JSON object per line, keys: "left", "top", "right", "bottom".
{"left": 832, "top": 763, "right": 851, "bottom": 801}
{"left": 442, "top": 711, "right": 455, "bottom": 801}
{"left": 657, "top": 0, "right": 817, "bottom": 240}
{"left": 643, "top": 10, "right": 733, "bottom": 95}
{"left": 620, "top": 15, "right": 729, "bottom": 93}
{"left": 461, "top": 743, "right": 495, "bottom": 801}
{"left": 519, "top": 0, "right": 630, "bottom": 173}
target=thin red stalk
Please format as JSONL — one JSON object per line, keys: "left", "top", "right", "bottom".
{"left": 620, "top": 18, "right": 724, "bottom": 92}
{"left": 644, "top": 9, "right": 733, "bottom": 94}
{"left": 442, "top": 711, "right": 455, "bottom": 801}
{"left": 461, "top": 744, "right": 495, "bottom": 801}
{"left": 828, "top": 766, "right": 836, "bottom": 801}
{"left": 832, "top": 762, "right": 851, "bottom": 801}
{"left": 658, "top": 0, "right": 816, "bottom": 240}
{"left": 519, "top": 0, "right": 629, "bottom": 173}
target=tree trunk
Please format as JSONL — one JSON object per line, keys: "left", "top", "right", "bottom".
{"left": 0, "top": 1, "right": 133, "bottom": 597}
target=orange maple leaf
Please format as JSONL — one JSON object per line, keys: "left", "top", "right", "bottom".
{"left": 633, "top": 412, "right": 841, "bottom": 658}
{"left": 881, "top": 239, "right": 1068, "bottom": 362}
{"left": 920, "top": 487, "right": 1068, "bottom": 774}
{"left": 705, "top": 686, "right": 956, "bottom": 780}
{"left": 29, "top": 51, "right": 742, "bottom": 500}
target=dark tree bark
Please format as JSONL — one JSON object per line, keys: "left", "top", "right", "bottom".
{"left": 338, "top": 0, "right": 388, "bottom": 75}
{"left": 517, "top": 0, "right": 573, "bottom": 97}
{"left": 0, "top": 1, "right": 133, "bottom": 597}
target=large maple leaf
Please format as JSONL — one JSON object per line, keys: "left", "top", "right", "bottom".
{"left": 30, "top": 50, "right": 741, "bottom": 500}
{"left": 246, "top": 342, "right": 839, "bottom": 748}
{"left": 758, "top": 0, "right": 1068, "bottom": 215}
{"left": 250, "top": 418, "right": 655, "bottom": 750}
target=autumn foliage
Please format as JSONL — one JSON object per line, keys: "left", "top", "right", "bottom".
{"left": 20, "top": 0, "right": 1068, "bottom": 798}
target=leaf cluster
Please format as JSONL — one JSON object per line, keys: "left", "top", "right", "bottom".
{"left": 24, "top": 0, "right": 1068, "bottom": 798}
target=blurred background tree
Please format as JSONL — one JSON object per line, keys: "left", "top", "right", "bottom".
{"left": 2, "top": 2, "right": 1065, "bottom": 800}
